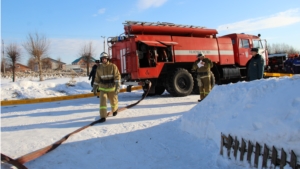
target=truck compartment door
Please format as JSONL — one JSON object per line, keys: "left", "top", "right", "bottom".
{"left": 216, "top": 38, "right": 235, "bottom": 65}
{"left": 238, "top": 39, "right": 250, "bottom": 66}
{"left": 139, "top": 40, "right": 166, "bottom": 47}
{"left": 137, "top": 41, "right": 169, "bottom": 68}
{"left": 158, "top": 41, "right": 178, "bottom": 46}
{"left": 158, "top": 41, "right": 178, "bottom": 62}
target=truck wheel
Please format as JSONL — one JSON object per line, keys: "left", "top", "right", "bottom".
{"left": 192, "top": 71, "right": 215, "bottom": 94}
{"left": 166, "top": 68, "right": 193, "bottom": 97}
{"left": 155, "top": 86, "right": 165, "bottom": 95}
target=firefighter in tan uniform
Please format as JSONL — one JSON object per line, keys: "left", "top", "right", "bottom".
{"left": 191, "top": 52, "right": 213, "bottom": 102}
{"left": 93, "top": 52, "right": 121, "bottom": 122}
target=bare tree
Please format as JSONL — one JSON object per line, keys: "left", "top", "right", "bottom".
{"left": 23, "top": 33, "right": 50, "bottom": 81}
{"left": 57, "top": 57, "right": 63, "bottom": 70}
{"left": 79, "top": 42, "right": 95, "bottom": 76}
{"left": 287, "top": 46, "right": 299, "bottom": 54}
{"left": 267, "top": 44, "right": 272, "bottom": 54}
{"left": 5, "top": 43, "right": 22, "bottom": 82}
{"left": 268, "top": 43, "right": 300, "bottom": 54}
{"left": 42, "top": 57, "right": 52, "bottom": 70}
{"left": 27, "top": 57, "right": 36, "bottom": 71}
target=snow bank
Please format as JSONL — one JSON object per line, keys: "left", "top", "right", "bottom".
{"left": 0, "top": 77, "right": 128, "bottom": 100}
{"left": 180, "top": 75, "right": 300, "bottom": 155}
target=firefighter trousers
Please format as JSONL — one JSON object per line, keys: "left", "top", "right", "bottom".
{"left": 197, "top": 75, "right": 211, "bottom": 100}
{"left": 100, "top": 91, "right": 118, "bottom": 118}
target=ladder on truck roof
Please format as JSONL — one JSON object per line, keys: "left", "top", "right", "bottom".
{"left": 123, "top": 20, "right": 206, "bottom": 29}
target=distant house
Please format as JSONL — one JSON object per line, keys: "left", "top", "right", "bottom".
{"left": 72, "top": 57, "right": 97, "bottom": 69}
{"left": 41, "top": 57, "right": 66, "bottom": 70}
{"left": 8, "top": 63, "right": 31, "bottom": 72}
{"left": 65, "top": 64, "right": 83, "bottom": 73}
{"left": 65, "top": 64, "right": 80, "bottom": 70}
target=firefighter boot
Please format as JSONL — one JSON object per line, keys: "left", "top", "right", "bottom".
{"left": 113, "top": 109, "right": 118, "bottom": 116}
{"left": 99, "top": 118, "right": 106, "bottom": 122}
{"left": 199, "top": 87, "right": 205, "bottom": 101}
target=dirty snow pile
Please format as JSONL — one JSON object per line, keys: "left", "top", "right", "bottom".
{"left": 181, "top": 75, "right": 300, "bottom": 157}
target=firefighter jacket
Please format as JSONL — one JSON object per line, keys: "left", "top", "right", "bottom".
{"left": 284, "top": 58, "right": 293, "bottom": 73}
{"left": 89, "top": 65, "right": 98, "bottom": 80}
{"left": 94, "top": 61, "right": 121, "bottom": 92}
{"left": 293, "top": 57, "right": 300, "bottom": 74}
{"left": 191, "top": 58, "right": 213, "bottom": 74}
{"left": 247, "top": 54, "right": 264, "bottom": 81}
{"left": 89, "top": 64, "right": 98, "bottom": 87}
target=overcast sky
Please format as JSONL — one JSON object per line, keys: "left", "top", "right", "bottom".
{"left": 1, "top": 0, "right": 300, "bottom": 64}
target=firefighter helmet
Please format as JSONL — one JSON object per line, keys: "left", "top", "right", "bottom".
{"left": 197, "top": 52, "right": 205, "bottom": 57}
{"left": 100, "top": 52, "right": 109, "bottom": 59}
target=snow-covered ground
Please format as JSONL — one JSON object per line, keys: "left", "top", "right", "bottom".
{"left": 1, "top": 76, "right": 300, "bottom": 169}
{"left": 1, "top": 77, "right": 127, "bottom": 101}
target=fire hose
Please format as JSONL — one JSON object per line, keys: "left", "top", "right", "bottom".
{"left": 1, "top": 82, "right": 151, "bottom": 169}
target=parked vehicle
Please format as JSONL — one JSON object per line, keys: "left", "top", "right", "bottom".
{"left": 267, "top": 53, "right": 287, "bottom": 73}
{"left": 107, "top": 21, "right": 269, "bottom": 96}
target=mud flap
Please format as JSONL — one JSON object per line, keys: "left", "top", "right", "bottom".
{"left": 143, "top": 80, "right": 156, "bottom": 96}
{"left": 126, "top": 85, "right": 133, "bottom": 92}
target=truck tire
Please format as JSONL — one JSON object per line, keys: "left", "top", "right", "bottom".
{"left": 192, "top": 71, "right": 215, "bottom": 94}
{"left": 155, "top": 86, "right": 165, "bottom": 95}
{"left": 166, "top": 68, "right": 193, "bottom": 97}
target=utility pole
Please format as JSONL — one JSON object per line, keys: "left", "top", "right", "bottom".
{"left": 1, "top": 39, "right": 5, "bottom": 73}
{"left": 101, "top": 36, "right": 105, "bottom": 53}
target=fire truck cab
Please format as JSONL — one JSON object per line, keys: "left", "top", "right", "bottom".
{"left": 108, "top": 21, "right": 268, "bottom": 97}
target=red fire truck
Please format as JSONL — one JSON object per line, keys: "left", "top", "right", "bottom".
{"left": 107, "top": 21, "right": 268, "bottom": 96}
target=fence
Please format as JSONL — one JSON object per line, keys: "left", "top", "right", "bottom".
{"left": 220, "top": 133, "right": 299, "bottom": 169}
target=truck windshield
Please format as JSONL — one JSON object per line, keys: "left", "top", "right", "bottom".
{"left": 253, "top": 40, "right": 263, "bottom": 48}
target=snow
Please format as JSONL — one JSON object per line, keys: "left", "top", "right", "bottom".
{"left": 181, "top": 76, "right": 300, "bottom": 162}
{"left": 1, "top": 77, "right": 127, "bottom": 100}
{"left": 1, "top": 76, "right": 300, "bottom": 169}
